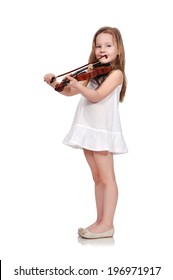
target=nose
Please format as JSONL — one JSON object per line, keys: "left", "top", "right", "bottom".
{"left": 100, "top": 46, "right": 105, "bottom": 52}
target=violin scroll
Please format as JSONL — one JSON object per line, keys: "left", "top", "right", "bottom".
{"left": 55, "top": 77, "right": 70, "bottom": 92}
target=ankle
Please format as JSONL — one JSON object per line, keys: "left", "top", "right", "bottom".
{"left": 98, "top": 221, "right": 114, "bottom": 230}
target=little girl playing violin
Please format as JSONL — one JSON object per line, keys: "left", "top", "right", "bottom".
{"left": 44, "top": 26, "right": 128, "bottom": 239}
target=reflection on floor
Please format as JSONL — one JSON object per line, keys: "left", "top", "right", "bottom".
{"left": 77, "top": 236, "right": 115, "bottom": 246}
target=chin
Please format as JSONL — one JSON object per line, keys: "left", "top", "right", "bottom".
{"left": 99, "top": 56, "right": 109, "bottom": 63}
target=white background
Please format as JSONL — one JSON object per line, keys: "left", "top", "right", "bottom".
{"left": 0, "top": 0, "right": 173, "bottom": 279}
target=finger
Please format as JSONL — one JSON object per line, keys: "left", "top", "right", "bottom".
{"left": 66, "top": 75, "right": 74, "bottom": 81}
{"left": 50, "top": 76, "right": 56, "bottom": 83}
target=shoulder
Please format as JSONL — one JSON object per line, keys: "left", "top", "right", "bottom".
{"left": 100, "top": 69, "right": 123, "bottom": 90}
{"left": 94, "top": 69, "right": 123, "bottom": 102}
{"left": 108, "top": 69, "right": 123, "bottom": 84}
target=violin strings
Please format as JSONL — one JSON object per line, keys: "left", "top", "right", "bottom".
{"left": 54, "top": 55, "right": 107, "bottom": 79}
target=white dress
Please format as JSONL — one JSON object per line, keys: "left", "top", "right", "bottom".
{"left": 63, "top": 80, "right": 128, "bottom": 154}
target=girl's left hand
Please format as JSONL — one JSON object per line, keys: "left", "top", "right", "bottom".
{"left": 44, "top": 73, "right": 55, "bottom": 84}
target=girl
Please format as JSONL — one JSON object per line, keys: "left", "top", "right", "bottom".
{"left": 44, "top": 26, "right": 128, "bottom": 239}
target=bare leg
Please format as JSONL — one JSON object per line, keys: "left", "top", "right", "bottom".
{"left": 83, "top": 150, "right": 118, "bottom": 233}
{"left": 91, "top": 151, "right": 118, "bottom": 233}
{"left": 83, "top": 149, "right": 104, "bottom": 230}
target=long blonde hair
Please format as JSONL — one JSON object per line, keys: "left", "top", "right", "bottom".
{"left": 88, "top": 26, "right": 127, "bottom": 102}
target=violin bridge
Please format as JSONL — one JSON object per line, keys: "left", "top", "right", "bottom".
{"left": 87, "top": 64, "right": 94, "bottom": 71}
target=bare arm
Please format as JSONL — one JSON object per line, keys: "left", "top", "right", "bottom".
{"left": 44, "top": 70, "right": 123, "bottom": 101}
{"left": 43, "top": 73, "right": 85, "bottom": 96}
{"left": 66, "top": 69, "right": 123, "bottom": 102}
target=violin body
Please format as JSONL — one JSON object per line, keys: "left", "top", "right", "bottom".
{"left": 55, "top": 64, "right": 112, "bottom": 92}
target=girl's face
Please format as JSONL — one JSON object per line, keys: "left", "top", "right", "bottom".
{"left": 95, "top": 33, "right": 118, "bottom": 64}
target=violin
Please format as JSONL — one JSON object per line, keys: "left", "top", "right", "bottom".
{"left": 49, "top": 55, "right": 112, "bottom": 92}
{"left": 55, "top": 63, "right": 112, "bottom": 92}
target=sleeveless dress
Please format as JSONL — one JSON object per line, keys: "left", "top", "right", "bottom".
{"left": 63, "top": 80, "right": 128, "bottom": 154}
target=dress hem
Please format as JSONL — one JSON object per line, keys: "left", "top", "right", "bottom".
{"left": 62, "top": 124, "right": 128, "bottom": 155}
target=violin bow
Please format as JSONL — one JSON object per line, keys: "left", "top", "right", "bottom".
{"left": 50, "top": 55, "right": 108, "bottom": 83}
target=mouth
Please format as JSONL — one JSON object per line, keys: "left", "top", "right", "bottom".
{"left": 97, "top": 54, "right": 111, "bottom": 64}
{"left": 98, "top": 54, "right": 108, "bottom": 60}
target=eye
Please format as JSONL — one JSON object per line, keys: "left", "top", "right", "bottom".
{"left": 96, "top": 45, "right": 101, "bottom": 48}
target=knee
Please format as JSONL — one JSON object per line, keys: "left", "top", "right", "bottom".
{"left": 92, "top": 171, "right": 116, "bottom": 186}
{"left": 92, "top": 172, "right": 112, "bottom": 186}
{"left": 99, "top": 174, "right": 116, "bottom": 187}
{"left": 92, "top": 172, "right": 101, "bottom": 185}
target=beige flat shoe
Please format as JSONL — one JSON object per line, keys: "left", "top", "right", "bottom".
{"left": 80, "top": 228, "right": 114, "bottom": 239}
{"left": 78, "top": 228, "right": 85, "bottom": 235}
